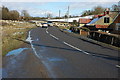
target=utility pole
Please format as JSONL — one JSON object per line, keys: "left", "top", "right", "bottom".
{"left": 67, "top": 6, "right": 70, "bottom": 25}
{"left": 68, "top": 6, "right": 69, "bottom": 19}
{"left": 65, "top": 6, "right": 70, "bottom": 22}
{"left": 59, "top": 10, "right": 61, "bottom": 18}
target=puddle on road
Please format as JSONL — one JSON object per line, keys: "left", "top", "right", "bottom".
{"left": 63, "top": 29, "right": 72, "bottom": 33}
{"left": 47, "top": 57, "right": 66, "bottom": 62}
{"left": 2, "top": 68, "right": 8, "bottom": 78}
{"left": 6, "top": 48, "right": 29, "bottom": 56}
{"left": 36, "top": 38, "right": 39, "bottom": 41}
{"left": 0, "top": 68, "right": 2, "bottom": 78}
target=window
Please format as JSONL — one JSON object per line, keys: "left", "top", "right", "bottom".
{"left": 116, "top": 23, "right": 120, "bottom": 30}
{"left": 104, "top": 17, "right": 110, "bottom": 23}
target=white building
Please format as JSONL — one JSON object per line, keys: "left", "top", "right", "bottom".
{"left": 46, "top": 15, "right": 94, "bottom": 23}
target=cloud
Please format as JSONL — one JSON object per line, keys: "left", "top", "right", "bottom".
{"left": 69, "top": 2, "right": 118, "bottom": 10}
{"left": 2, "top": 2, "right": 57, "bottom": 17}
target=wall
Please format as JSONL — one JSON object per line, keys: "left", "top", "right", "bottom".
{"left": 89, "top": 31, "right": 120, "bottom": 47}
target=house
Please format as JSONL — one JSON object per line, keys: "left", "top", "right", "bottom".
{"left": 78, "top": 18, "right": 92, "bottom": 27}
{"left": 108, "top": 13, "right": 120, "bottom": 34}
{"left": 85, "top": 8, "right": 118, "bottom": 31}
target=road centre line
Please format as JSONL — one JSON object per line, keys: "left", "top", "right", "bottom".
{"left": 46, "top": 28, "right": 89, "bottom": 55}
{"left": 63, "top": 41, "right": 90, "bottom": 55}
{"left": 47, "top": 28, "right": 90, "bottom": 55}
{"left": 50, "top": 34, "right": 59, "bottom": 40}
{"left": 46, "top": 30, "right": 49, "bottom": 33}
{"left": 47, "top": 28, "right": 118, "bottom": 67}
{"left": 116, "top": 65, "right": 120, "bottom": 68}
{"left": 46, "top": 28, "right": 49, "bottom": 33}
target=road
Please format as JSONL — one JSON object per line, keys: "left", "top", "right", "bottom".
{"left": 3, "top": 26, "right": 119, "bottom": 78}
{"left": 26, "top": 26, "right": 119, "bottom": 78}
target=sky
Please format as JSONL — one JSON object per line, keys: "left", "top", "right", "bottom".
{"left": 1, "top": 0, "right": 119, "bottom": 17}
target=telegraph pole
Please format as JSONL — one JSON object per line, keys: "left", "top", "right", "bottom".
{"left": 68, "top": 6, "right": 69, "bottom": 19}
{"left": 59, "top": 10, "right": 61, "bottom": 18}
{"left": 67, "top": 6, "right": 70, "bottom": 24}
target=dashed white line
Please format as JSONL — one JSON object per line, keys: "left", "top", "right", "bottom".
{"left": 46, "top": 28, "right": 48, "bottom": 30}
{"left": 46, "top": 30, "right": 49, "bottom": 33}
{"left": 63, "top": 41, "right": 90, "bottom": 55}
{"left": 46, "top": 28, "right": 49, "bottom": 33}
{"left": 50, "top": 34, "right": 59, "bottom": 40}
{"left": 116, "top": 65, "right": 120, "bottom": 68}
{"left": 47, "top": 28, "right": 89, "bottom": 55}
{"left": 46, "top": 28, "right": 118, "bottom": 68}
{"left": 46, "top": 28, "right": 119, "bottom": 68}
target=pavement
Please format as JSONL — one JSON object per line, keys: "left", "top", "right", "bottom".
{"left": 2, "top": 26, "right": 119, "bottom": 78}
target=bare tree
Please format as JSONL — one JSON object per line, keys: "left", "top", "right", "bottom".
{"left": 81, "top": 6, "right": 105, "bottom": 16}
{"left": 47, "top": 13, "right": 52, "bottom": 19}
{"left": 21, "top": 10, "right": 30, "bottom": 17}
{"left": 112, "top": 4, "right": 119, "bottom": 11}
{"left": 93, "top": 6, "right": 105, "bottom": 14}
{"left": 21, "top": 10, "right": 30, "bottom": 20}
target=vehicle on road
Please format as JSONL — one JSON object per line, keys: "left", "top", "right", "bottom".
{"left": 47, "top": 21, "right": 53, "bottom": 27}
{"left": 42, "top": 23, "right": 48, "bottom": 28}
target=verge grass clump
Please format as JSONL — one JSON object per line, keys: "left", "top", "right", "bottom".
{"left": 1, "top": 20, "right": 37, "bottom": 56}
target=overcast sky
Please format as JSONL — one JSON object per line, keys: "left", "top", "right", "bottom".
{"left": 1, "top": 0, "right": 119, "bottom": 17}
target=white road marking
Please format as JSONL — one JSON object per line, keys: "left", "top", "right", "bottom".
{"left": 26, "top": 30, "right": 56, "bottom": 78}
{"left": 26, "top": 31, "right": 40, "bottom": 59}
{"left": 46, "top": 28, "right": 49, "bottom": 33}
{"left": 47, "top": 28, "right": 118, "bottom": 67}
{"left": 50, "top": 34, "right": 59, "bottom": 40}
{"left": 46, "top": 30, "right": 49, "bottom": 33}
{"left": 116, "top": 65, "right": 120, "bottom": 68}
{"left": 63, "top": 41, "right": 118, "bottom": 67}
{"left": 47, "top": 28, "right": 89, "bottom": 55}
{"left": 63, "top": 41, "right": 90, "bottom": 55}
{"left": 46, "top": 28, "right": 48, "bottom": 31}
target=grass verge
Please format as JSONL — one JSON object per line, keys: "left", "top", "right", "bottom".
{"left": 1, "top": 20, "right": 37, "bottom": 56}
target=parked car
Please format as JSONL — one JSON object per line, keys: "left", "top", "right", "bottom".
{"left": 42, "top": 23, "right": 48, "bottom": 28}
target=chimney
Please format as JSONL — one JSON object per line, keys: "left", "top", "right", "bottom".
{"left": 104, "top": 8, "right": 110, "bottom": 15}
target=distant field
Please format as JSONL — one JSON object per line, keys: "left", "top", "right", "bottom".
{"left": 1, "top": 20, "right": 36, "bottom": 56}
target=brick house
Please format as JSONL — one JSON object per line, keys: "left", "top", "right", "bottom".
{"left": 108, "top": 13, "right": 120, "bottom": 34}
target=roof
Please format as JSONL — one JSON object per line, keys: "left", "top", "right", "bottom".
{"left": 109, "top": 12, "right": 119, "bottom": 20}
{"left": 79, "top": 19, "right": 92, "bottom": 24}
{"left": 87, "top": 17, "right": 103, "bottom": 25}
{"left": 46, "top": 15, "right": 94, "bottom": 22}
{"left": 113, "top": 13, "right": 120, "bottom": 23}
